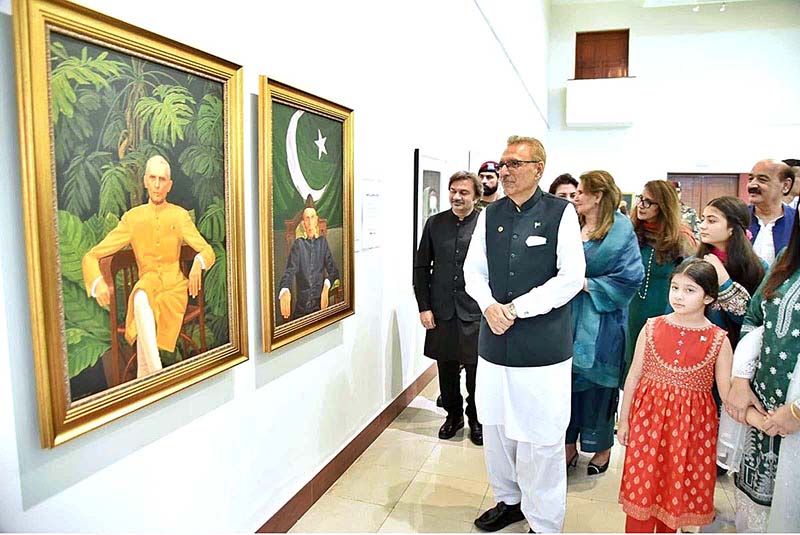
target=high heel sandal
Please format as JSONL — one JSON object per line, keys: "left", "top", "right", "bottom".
{"left": 587, "top": 458, "right": 610, "bottom": 476}
{"left": 566, "top": 452, "right": 578, "bottom": 468}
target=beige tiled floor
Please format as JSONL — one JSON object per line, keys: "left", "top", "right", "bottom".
{"left": 290, "top": 377, "right": 739, "bottom": 533}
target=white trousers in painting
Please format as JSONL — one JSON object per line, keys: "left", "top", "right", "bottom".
{"left": 133, "top": 290, "right": 163, "bottom": 378}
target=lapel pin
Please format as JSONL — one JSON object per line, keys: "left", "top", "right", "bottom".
{"left": 498, "top": 226, "right": 504, "bottom": 233}
{"left": 534, "top": 221, "right": 542, "bottom": 228}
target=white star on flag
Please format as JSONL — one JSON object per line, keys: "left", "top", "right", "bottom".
{"left": 314, "top": 129, "right": 327, "bottom": 159}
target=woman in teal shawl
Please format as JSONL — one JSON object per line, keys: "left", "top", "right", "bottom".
{"left": 567, "top": 171, "right": 644, "bottom": 475}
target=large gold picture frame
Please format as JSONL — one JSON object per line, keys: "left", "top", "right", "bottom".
{"left": 14, "top": 0, "right": 247, "bottom": 447}
{"left": 259, "top": 77, "right": 354, "bottom": 351}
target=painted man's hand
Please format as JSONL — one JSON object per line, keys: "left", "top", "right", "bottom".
{"left": 320, "top": 287, "right": 329, "bottom": 310}
{"left": 485, "top": 303, "right": 514, "bottom": 335}
{"left": 188, "top": 260, "right": 203, "bottom": 298}
{"left": 280, "top": 290, "right": 292, "bottom": 319}
{"left": 94, "top": 279, "right": 111, "bottom": 307}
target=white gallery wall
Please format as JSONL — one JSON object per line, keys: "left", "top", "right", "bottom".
{"left": 546, "top": 0, "right": 800, "bottom": 194}
{"left": 0, "top": 0, "right": 549, "bottom": 531}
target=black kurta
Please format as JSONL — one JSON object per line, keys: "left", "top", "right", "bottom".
{"left": 413, "top": 209, "right": 481, "bottom": 364}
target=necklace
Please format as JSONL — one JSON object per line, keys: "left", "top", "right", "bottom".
{"left": 637, "top": 247, "right": 654, "bottom": 300}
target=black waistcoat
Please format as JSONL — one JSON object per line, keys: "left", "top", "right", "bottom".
{"left": 480, "top": 189, "right": 574, "bottom": 367}
{"left": 413, "top": 209, "right": 481, "bottom": 322}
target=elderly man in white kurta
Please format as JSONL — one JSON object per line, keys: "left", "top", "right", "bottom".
{"left": 465, "top": 136, "right": 584, "bottom": 533}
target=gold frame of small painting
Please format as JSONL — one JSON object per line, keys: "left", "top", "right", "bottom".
{"left": 258, "top": 77, "right": 355, "bottom": 351}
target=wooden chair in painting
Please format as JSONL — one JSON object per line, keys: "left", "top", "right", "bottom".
{"left": 283, "top": 214, "right": 343, "bottom": 307}
{"left": 98, "top": 245, "right": 207, "bottom": 387}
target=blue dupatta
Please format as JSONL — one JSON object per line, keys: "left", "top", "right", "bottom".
{"left": 572, "top": 211, "right": 644, "bottom": 388}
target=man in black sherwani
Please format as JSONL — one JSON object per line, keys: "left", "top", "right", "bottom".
{"left": 414, "top": 170, "right": 484, "bottom": 446}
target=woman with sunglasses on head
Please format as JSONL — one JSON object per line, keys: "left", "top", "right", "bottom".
{"left": 625, "top": 180, "right": 696, "bottom": 378}
{"left": 567, "top": 171, "right": 643, "bottom": 476}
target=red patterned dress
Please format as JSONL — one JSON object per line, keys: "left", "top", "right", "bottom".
{"left": 619, "top": 316, "right": 727, "bottom": 529}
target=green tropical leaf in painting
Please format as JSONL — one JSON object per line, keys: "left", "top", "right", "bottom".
{"left": 54, "top": 89, "right": 104, "bottom": 166}
{"left": 180, "top": 144, "right": 223, "bottom": 212}
{"left": 134, "top": 85, "right": 196, "bottom": 147}
{"left": 197, "top": 197, "right": 226, "bottom": 243}
{"left": 194, "top": 94, "right": 223, "bottom": 147}
{"left": 98, "top": 162, "right": 134, "bottom": 217}
{"left": 62, "top": 279, "right": 111, "bottom": 377}
{"left": 204, "top": 243, "right": 227, "bottom": 317}
{"left": 65, "top": 327, "right": 110, "bottom": 378}
{"left": 62, "top": 149, "right": 111, "bottom": 218}
{"left": 207, "top": 314, "right": 229, "bottom": 347}
{"left": 58, "top": 210, "right": 98, "bottom": 284}
{"left": 50, "top": 42, "right": 125, "bottom": 125}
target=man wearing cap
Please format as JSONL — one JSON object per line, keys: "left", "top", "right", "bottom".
{"left": 747, "top": 159, "right": 797, "bottom": 265}
{"left": 781, "top": 158, "right": 799, "bottom": 209}
{"left": 476, "top": 161, "right": 501, "bottom": 211}
{"left": 465, "top": 136, "right": 585, "bottom": 533}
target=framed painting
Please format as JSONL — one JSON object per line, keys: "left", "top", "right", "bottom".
{"left": 412, "top": 149, "right": 463, "bottom": 275}
{"left": 620, "top": 191, "right": 635, "bottom": 215}
{"left": 259, "top": 77, "right": 354, "bottom": 351}
{"left": 13, "top": 0, "right": 247, "bottom": 447}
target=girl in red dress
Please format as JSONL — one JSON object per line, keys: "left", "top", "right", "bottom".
{"left": 618, "top": 259, "right": 733, "bottom": 533}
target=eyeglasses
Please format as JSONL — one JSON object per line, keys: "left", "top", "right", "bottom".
{"left": 497, "top": 159, "right": 541, "bottom": 170}
{"left": 636, "top": 195, "right": 658, "bottom": 209}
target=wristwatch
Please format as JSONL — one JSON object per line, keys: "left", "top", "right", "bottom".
{"left": 508, "top": 302, "right": 517, "bottom": 319}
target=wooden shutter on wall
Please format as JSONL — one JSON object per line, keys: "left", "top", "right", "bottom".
{"left": 575, "top": 29, "right": 629, "bottom": 80}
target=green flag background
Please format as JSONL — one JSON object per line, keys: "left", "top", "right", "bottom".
{"left": 272, "top": 102, "right": 343, "bottom": 228}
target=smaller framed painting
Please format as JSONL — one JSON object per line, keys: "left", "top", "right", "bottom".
{"left": 259, "top": 77, "right": 355, "bottom": 352}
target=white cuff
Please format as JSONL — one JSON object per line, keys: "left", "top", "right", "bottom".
{"left": 90, "top": 276, "right": 103, "bottom": 297}
{"left": 194, "top": 254, "right": 206, "bottom": 270}
{"left": 279, "top": 288, "right": 289, "bottom": 298}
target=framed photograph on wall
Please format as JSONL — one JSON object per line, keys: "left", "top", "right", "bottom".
{"left": 13, "top": 0, "right": 248, "bottom": 447}
{"left": 259, "top": 77, "right": 354, "bottom": 352}
{"left": 412, "top": 149, "right": 466, "bottom": 274}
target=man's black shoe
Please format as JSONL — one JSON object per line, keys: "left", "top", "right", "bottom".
{"left": 469, "top": 420, "right": 483, "bottom": 446}
{"left": 474, "top": 501, "right": 525, "bottom": 532}
{"left": 438, "top": 415, "right": 464, "bottom": 439}
{"left": 436, "top": 395, "right": 443, "bottom": 408}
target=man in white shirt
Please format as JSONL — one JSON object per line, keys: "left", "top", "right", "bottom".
{"left": 465, "top": 136, "right": 585, "bottom": 533}
{"left": 747, "top": 159, "right": 796, "bottom": 265}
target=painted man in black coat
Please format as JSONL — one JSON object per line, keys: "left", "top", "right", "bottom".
{"left": 414, "top": 171, "right": 484, "bottom": 446}
{"left": 279, "top": 201, "right": 340, "bottom": 321}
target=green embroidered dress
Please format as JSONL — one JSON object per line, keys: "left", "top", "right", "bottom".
{"left": 734, "top": 267, "right": 800, "bottom": 530}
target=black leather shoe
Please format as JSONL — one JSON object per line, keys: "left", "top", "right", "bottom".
{"left": 438, "top": 416, "right": 464, "bottom": 439}
{"left": 469, "top": 420, "right": 483, "bottom": 446}
{"left": 474, "top": 501, "right": 525, "bottom": 532}
{"left": 436, "top": 395, "right": 443, "bottom": 408}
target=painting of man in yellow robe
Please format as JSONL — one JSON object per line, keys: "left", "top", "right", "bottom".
{"left": 81, "top": 155, "right": 215, "bottom": 378}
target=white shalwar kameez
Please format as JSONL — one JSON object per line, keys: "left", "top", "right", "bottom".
{"left": 465, "top": 205, "right": 585, "bottom": 533}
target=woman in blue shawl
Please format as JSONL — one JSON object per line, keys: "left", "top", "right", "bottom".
{"left": 566, "top": 171, "right": 644, "bottom": 475}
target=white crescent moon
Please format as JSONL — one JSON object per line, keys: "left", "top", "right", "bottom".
{"left": 286, "top": 110, "right": 326, "bottom": 202}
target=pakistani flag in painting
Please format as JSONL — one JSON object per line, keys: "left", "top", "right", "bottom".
{"left": 272, "top": 102, "right": 343, "bottom": 228}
